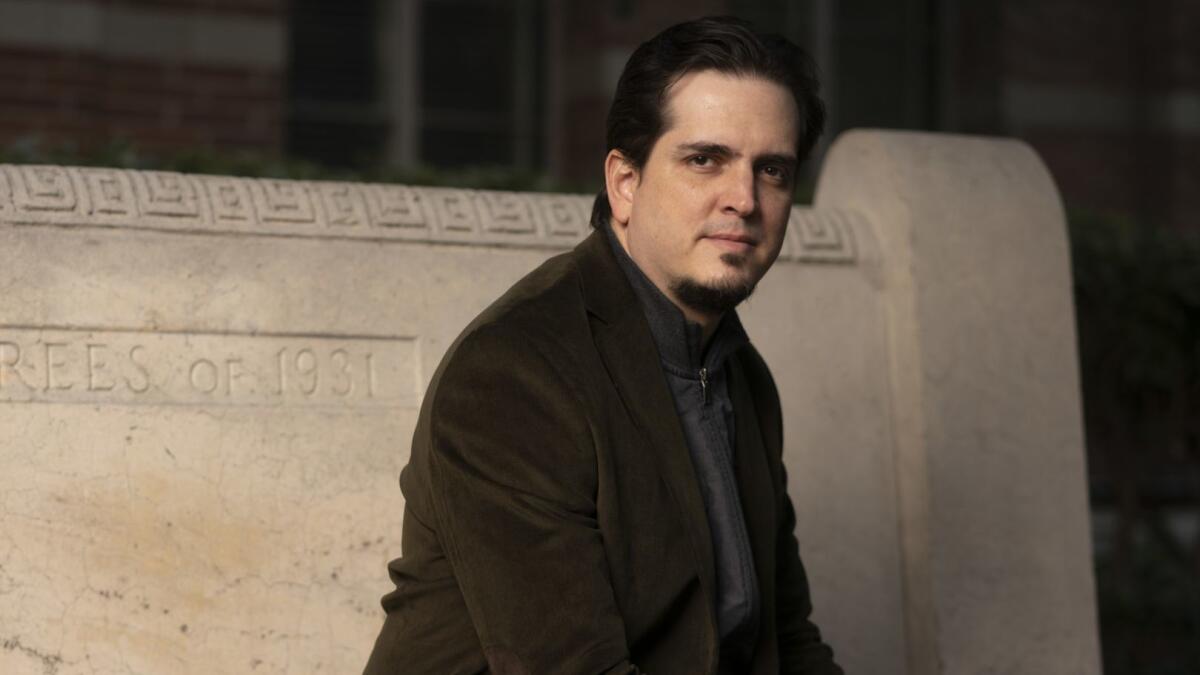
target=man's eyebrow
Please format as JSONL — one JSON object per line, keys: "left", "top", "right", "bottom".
{"left": 675, "top": 142, "right": 798, "bottom": 167}
{"left": 675, "top": 141, "right": 736, "bottom": 158}
{"left": 755, "top": 152, "right": 799, "bottom": 168}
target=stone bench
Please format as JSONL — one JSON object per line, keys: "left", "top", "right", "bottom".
{"left": 0, "top": 130, "right": 1101, "bottom": 674}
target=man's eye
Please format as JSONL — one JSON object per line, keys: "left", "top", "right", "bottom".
{"left": 689, "top": 155, "right": 712, "bottom": 167}
{"left": 761, "top": 165, "right": 790, "bottom": 181}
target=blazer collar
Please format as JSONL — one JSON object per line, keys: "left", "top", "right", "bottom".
{"left": 573, "top": 228, "right": 719, "bottom": 626}
{"left": 574, "top": 227, "right": 633, "bottom": 326}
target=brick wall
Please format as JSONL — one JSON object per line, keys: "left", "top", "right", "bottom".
{"left": 0, "top": 0, "right": 286, "bottom": 156}
{"left": 996, "top": 0, "right": 1199, "bottom": 229}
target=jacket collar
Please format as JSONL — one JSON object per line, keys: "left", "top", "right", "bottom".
{"left": 600, "top": 221, "right": 749, "bottom": 375}
{"left": 574, "top": 226, "right": 633, "bottom": 327}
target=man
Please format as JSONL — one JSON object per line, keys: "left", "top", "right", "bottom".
{"left": 365, "top": 16, "right": 842, "bottom": 675}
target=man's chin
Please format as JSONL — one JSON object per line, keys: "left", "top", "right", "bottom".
{"left": 669, "top": 274, "right": 757, "bottom": 316}
{"left": 717, "top": 251, "right": 749, "bottom": 267}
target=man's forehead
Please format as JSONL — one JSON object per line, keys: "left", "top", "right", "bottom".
{"left": 659, "top": 70, "right": 800, "bottom": 153}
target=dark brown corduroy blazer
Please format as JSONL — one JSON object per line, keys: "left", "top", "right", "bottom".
{"left": 364, "top": 230, "right": 842, "bottom": 675}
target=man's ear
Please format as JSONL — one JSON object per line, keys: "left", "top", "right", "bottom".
{"left": 604, "top": 150, "right": 638, "bottom": 228}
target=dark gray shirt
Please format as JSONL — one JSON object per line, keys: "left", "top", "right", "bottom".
{"left": 604, "top": 225, "right": 760, "bottom": 665}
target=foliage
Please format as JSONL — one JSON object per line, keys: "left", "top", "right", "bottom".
{"left": 1072, "top": 211, "right": 1200, "bottom": 410}
{"left": 1069, "top": 209, "right": 1200, "bottom": 675}
{"left": 0, "top": 136, "right": 594, "bottom": 193}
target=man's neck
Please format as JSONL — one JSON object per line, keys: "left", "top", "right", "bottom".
{"left": 608, "top": 222, "right": 723, "bottom": 348}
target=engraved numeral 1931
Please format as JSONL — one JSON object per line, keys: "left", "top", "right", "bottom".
{"left": 275, "top": 347, "right": 377, "bottom": 398}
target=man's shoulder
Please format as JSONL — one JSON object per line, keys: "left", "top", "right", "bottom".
{"left": 431, "top": 244, "right": 595, "bottom": 393}
{"left": 474, "top": 249, "right": 585, "bottom": 337}
{"left": 462, "top": 247, "right": 590, "bottom": 354}
{"left": 403, "top": 245, "right": 601, "bottom": 530}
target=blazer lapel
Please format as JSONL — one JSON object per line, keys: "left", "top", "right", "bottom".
{"left": 573, "top": 230, "right": 718, "bottom": 621}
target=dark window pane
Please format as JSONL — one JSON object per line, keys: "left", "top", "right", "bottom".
{"left": 421, "top": 127, "right": 513, "bottom": 167}
{"left": 289, "top": 0, "right": 377, "bottom": 104}
{"left": 421, "top": 1, "right": 514, "bottom": 114}
{"left": 287, "top": 0, "right": 383, "bottom": 167}
{"left": 290, "top": 118, "right": 387, "bottom": 167}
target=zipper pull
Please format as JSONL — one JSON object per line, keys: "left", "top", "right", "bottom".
{"left": 699, "top": 367, "right": 709, "bottom": 404}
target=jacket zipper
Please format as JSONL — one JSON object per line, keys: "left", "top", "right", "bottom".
{"left": 699, "top": 367, "right": 709, "bottom": 404}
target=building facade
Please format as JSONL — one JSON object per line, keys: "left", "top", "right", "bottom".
{"left": 0, "top": 0, "right": 1194, "bottom": 227}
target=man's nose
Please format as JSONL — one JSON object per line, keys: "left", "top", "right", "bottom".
{"left": 720, "top": 164, "right": 757, "bottom": 217}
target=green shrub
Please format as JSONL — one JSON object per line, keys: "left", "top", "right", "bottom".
{"left": 1070, "top": 210, "right": 1200, "bottom": 675}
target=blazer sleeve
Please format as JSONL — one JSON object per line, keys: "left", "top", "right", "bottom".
{"left": 742, "top": 348, "right": 844, "bottom": 675}
{"left": 422, "top": 323, "right": 642, "bottom": 675}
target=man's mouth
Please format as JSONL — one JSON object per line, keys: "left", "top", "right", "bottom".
{"left": 703, "top": 232, "right": 758, "bottom": 252}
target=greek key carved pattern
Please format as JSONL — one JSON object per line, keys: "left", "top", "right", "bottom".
{"left": 364, "top": 184, "right": 426, "bottom": 231}
{"left": 133, "top": 171, "right": 201, "bottom": 218}
{"left": 315, "top": 182, "right": 368, "bottom": 228}
{"left": 252, "top": 179, "right": 317, "bottom": 224}
{"left": 783, "top": 205, "right": 857, "bottom": 263}
{"left": 6, "top": 165, "right": 77, "bottom": 212}
{"left": 80, "top": 168, "right": 135, "bottom": 216}
{"left": 0, "top": 165, "right": 856, "bottom": 263}
{"left": 422, "top": 187, "right": 478, "bottom": 234}
{"left": 476, "top": 190, "right": 535, "bottom": 236}
{"left": 198, "top": 175, "right": 254, "bottom": 224}
{"left": 538, "top": 194, "right": 589, "bottom": 239}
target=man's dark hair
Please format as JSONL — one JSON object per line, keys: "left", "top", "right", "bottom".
{"left": 590, "top": 15, "right": 826, "bottom": 229}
